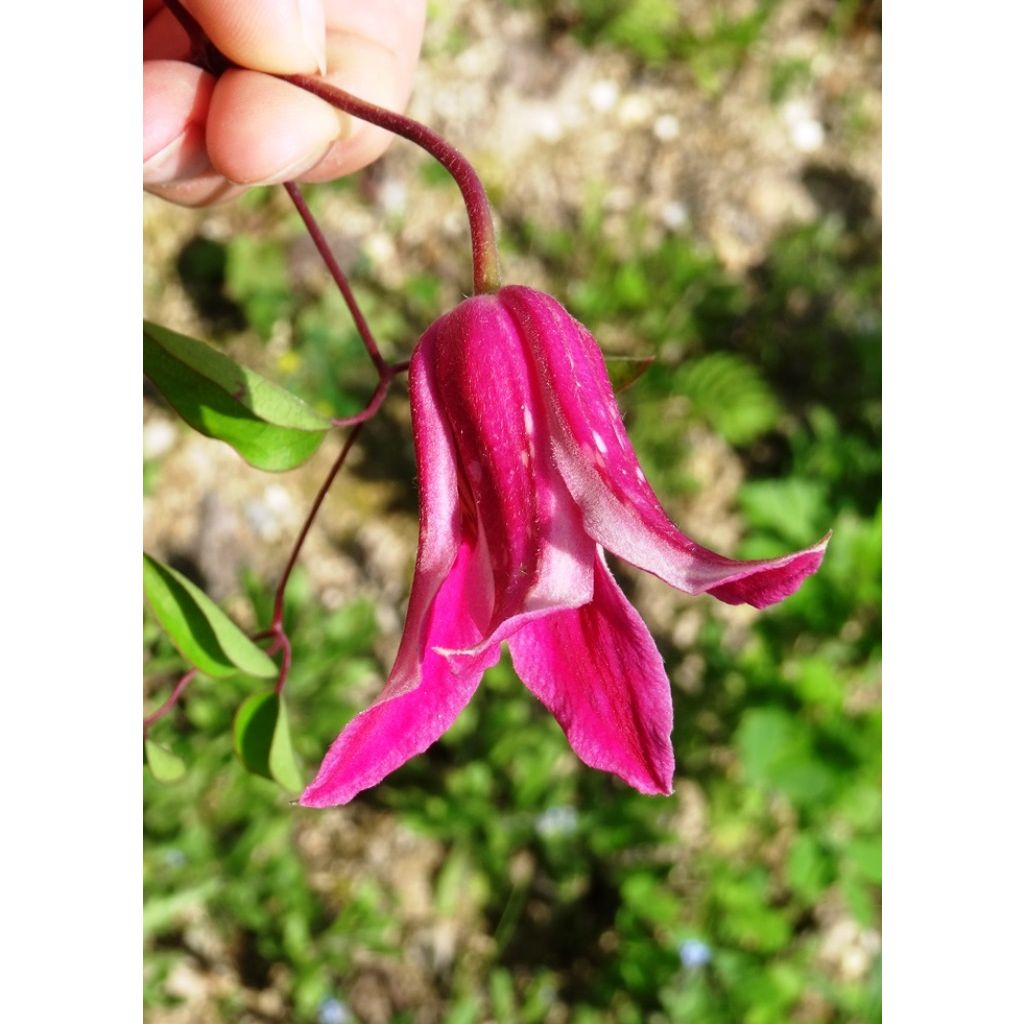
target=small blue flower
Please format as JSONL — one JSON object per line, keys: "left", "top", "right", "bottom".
{"left": 162, "top": 848, "right": 187, "bottom": 870}
{"left": 535, "top": 805, "right": 579, "bottom": 838}
{"left": 679, "top": 939, "right": 712, "bottom": 969}
{"left": 318, "top": 997, "right": 352, "bottom": 1024}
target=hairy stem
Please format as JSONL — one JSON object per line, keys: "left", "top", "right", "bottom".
{"left": 281, "top": 74, "right": 501, "bottom": 295}
{"left": 284, "top": 181, "right": 388, "bottom": 372}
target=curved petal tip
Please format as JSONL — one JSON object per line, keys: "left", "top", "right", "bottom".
{"left": 708, "top": 531, "right": 831, "bottom": 609}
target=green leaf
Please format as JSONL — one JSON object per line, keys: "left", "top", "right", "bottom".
{"left": 143, "top": 320, "right": 329, "bottom": 471}
{"left": 269, "top": 695, "right": 304, "bottom": 793}
{"left": 605, "top": 354, "right": 655, "bottom": 393}
{"left": 847, "top": 835, "right": 882, "bottom": 884}
{"left": 736, "top": 707, "right": 838, "bottom": 807}
{"left": 786, "top": 833, "right": 831, "bottom": 902}
{"left": 144, "top": 740, "right": 186, "bottom": 784}
{"left": 143, "top": 554, "right": 276, "bottom": 679}
{"left": 224, "top": 235, "right": 293, "bottom": 337}
{"left": 233, "top": 691, "right": 303, "bottom": 793}
{"left": 677, "top": 352, "right": 780, "bottom": 444}
{"left": 143, "top": 880, "right": 219, "bottom": 937}
{"left": 739, "top": 478, "right": 828, "bottom": 548}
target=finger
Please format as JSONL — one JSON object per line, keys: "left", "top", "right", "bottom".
{"left": 146, "top": 174, "right": 246, "bottom": 207}
{"left": 205, "top": 69, "right": 344, "bottom": 185}
{"left": 186, "top": 0, "right": 326, "bottom": 75}
{"left": 143, "top": 60, "right": 215, "bottom": 184}
{"left": 297, "top": 0, "right": 427, "bottom": 182}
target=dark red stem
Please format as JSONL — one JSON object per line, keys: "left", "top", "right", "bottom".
{"left": 284, "top": 181, "right": 388, "bottom": 373}
{"left": 280, "top": 74, "right": 501, "bottom": 296}
{"left": 270, "top": 424, "right": 364, "bottom": 635}
{"left": 143, "top": 668, "right": 197, "bottom": 737}
{"left": 161, "top": 0, "right": 231, "bottom": 75}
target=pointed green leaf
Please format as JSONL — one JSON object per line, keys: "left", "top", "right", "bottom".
{"left": 269, "top": 696, "right": 304, "bottom": 793}
{"left": 143, "top": 320, "right": 330, "bottom": 471}
{"left": 234, "top": 691, "right": 278, "bottom": 778}
{"left": 145, "top": 740, "right": 186, "bottom": 783}
{"left": 143, "top": 554, "right": 276, "bottom": 679}
{"left": 233, "top": 691, "right": 303, "bottom": 793}
{"left": 605, "top": 354, "right": 655, "bottom": 393}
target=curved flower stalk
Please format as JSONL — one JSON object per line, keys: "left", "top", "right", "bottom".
{"left": 301, "top": 287, "right": 829, "bottom": 806}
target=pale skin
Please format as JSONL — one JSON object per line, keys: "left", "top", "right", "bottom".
{"left": 143, "top": 0, "right": 428, "bottom": 207}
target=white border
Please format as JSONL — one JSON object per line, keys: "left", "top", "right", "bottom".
{"left": 4, "top": 7, "right": 139, "bottom": 1018}
{"left": 885, "top": 3, "right": 1024, "bottom": 1020}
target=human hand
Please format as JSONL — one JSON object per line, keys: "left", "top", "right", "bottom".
{"left": 143, "top": 0, "right": 427, "bottom": 206}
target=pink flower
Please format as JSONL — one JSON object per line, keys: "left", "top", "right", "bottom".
{"left": 300, "top": 286, "right": 829, "bottom": 806}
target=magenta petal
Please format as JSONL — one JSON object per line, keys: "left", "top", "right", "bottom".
{"left": 430, "top": 295, "right": 594, "bottom": 632}
{"left": 706, "top": 537, "right": 830, "bottom": 607}
{"left": 374, "top": 329, "right": 462, "bottom": 704}
{"left": 300, "top": 540, "right": 500, "bottom": 807}
{"left": 499, "top": 286, "right": 828, "bottom": 608}
{"left": 507, "top": 551, "right": 675, "bottom": 796}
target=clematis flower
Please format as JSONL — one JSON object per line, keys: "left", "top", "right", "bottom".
{"left": 301, "top": 286, "right": 828, "bottom": 806}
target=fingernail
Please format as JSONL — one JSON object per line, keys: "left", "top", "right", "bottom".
{"left": 143, "top": 129, "right": 210, "bottom": 185}
{"left": 295, "top": 0, "right": 327, "bottom": 75}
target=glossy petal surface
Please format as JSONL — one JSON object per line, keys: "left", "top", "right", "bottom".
{"left": 373, "top": 330, "right": 462, "bottom": 704}
{"left": 300, "top": 540, "right": 499, "bottom": 807}
{"left": 431, "top": 297, "right": 594, "bottom": 633}
{"left": 500, "top": 286, "right": 828, "bottom": 608}
{"left": 509, "top": 551, "right": 675, "bottom": 795}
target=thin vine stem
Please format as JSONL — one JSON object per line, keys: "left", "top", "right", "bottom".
{"left": 281, "top": 74, "right": 501, "bottom": 295}
{"left": 271, "top": 424, "right": 364, "bottom": 634}
{"left": 284, "top": 181, "right": 388, "bottom": 373}
{"left": 161, "top": 0, "right": 231, "bottom": 75}
{"left": 143, "top": 668, "right": 197, "bottom": 737}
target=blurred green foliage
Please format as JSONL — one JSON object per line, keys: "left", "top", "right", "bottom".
{"left": 144, "top": 3, "right": 880, "bottom": 1021}
{"left": 510, "top": 0, "right": 776, "bottom": 87}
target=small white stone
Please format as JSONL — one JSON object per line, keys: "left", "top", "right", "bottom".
{"left": 619, "top": 94, "right": 653, "bottom": 126}
{"left": 535, "top": 109, "right": 563, "bottom": 142}
{"left": 143, "top": 418, "right": 176, "bottom": 459}
{"left": 660, "top": 200, "right": 690, "bottom": 230}
{"left": 378, "top": 178, "right": 407, "bottom": 216}
{"left": 588, "top": 79, "right": 620, "bottom": 112}
{"left": 792, "top": 118, "right": 825, "bottom": 152}
{"left": 782, "top": 99, "right": 825, "bottom": 153}
{"left": 653, "top": 113, "right": 681, "bottom": 141}
{"left": 365, "top": 231, "right": 396, "bottom": 266}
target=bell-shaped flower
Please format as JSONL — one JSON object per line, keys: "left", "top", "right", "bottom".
{"left": 300, "top": 286, "right": 829, "bottom": 806}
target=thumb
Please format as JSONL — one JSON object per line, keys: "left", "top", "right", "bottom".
{"left": 185, "top": 0, "right": 327, "bottom": 75}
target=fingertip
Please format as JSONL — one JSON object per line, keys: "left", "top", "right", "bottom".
{"left": 206, "top": 70, "right": 344, "bottom": 185}
{"left": 187, "top": 0, "right": 326, "bottom": 75}
{"left": 143, "top": 61, "right": 215, "bottom": 185}
{"left": 295, "top": 30, "right": 414, "bottom": 183}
